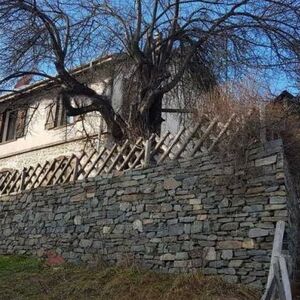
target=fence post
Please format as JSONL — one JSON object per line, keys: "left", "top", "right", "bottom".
{"left": 260, "top": 103, "right": 267, "bottom": 144}
{"left": 262, "top": 220, "right": 286, "bottom": 300}
{"left": 72, "top": 156, "right": 79, "bottom": 183}
{"left": 143, "top": 138, "right": 151, "bottom": 168}
{"left": 20, "top": 167, "right": 27, "bottom": 191}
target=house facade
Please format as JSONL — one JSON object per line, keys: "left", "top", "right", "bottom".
{"left": 0, "top": 57, "right": 186, "bottom": 170}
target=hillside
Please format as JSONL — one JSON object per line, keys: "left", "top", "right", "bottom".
{"left": 0, "top": 255, "right": 260, "bottom": 300}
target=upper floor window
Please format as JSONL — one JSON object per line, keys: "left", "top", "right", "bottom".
{"left": 0, "top": 108, "right": 27, "bottom": 143}
{"left": 45, "top": 98, "right": 78, "bottom": 130}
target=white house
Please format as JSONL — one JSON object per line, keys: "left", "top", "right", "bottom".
{"left": 0, "top": 56, "right": 187, "bottom": 170}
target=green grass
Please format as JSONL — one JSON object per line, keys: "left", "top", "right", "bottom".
{"left": 0, "top": 255, "right": 260, "bottom": 300}
{"left": 0, "top": 255, "right": 41, "bottom": 277}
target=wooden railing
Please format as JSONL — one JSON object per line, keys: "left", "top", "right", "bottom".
{"left": 0, "top": 112, "right": 240, "bottom": 195}
{"left": 262, "top": 221, "right": 292, "bottom": 300}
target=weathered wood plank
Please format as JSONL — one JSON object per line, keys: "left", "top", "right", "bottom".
{"left": 173, "top": 121, "right": 201, "bottom": 159}
{"left": 85, "top": 147, "right": 108, "bottom": 178}
{"left": 107, "top": 140, "right": 129, "bottom": 173}
{"left": 53, "top": 154, "right": 76, "bottom": 185}
{"left": 25, "top": 164, "right": 42, "bottom": 189}
{"left": 262, "top": 220, "right": 286, "bottom": 300}
{"left": 46, "top": 157, "right": 67, "bottom": 185}
{"left": 37, "top": 159, "right": 57, "bottom": 187}
{"left": 190, "top": 117, "right": 218, "bottom": 156}
{"left": 279, "top": 255, "right": 292, "bottom": 300}
{"left": 158, "top": 127, "right": 185, "bottom": 163}
{"left": 143, "top": 139, "right": 151, "bottom": 168}
{"left": 118, "top": 138, "right": 143, "bottom": 171}
{"left": 31, "top": 161, "right": 50, "bottom": 189}
{"left": 63, "top": 152, "right": 86, "bottom": 183}
{"left": 1, "top": 170, "right": 18, "bottom": 195}
{"left": 208, "top": 113, "right": 236, "bottom": 153}
{"left": 95, "top": 144, "right": 118, "bottom": 176}
{"left": 7, "top": 171, "right": 22, "bottom": 194}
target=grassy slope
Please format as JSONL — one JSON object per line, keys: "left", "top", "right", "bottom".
{"left": 0, "top": 255, "right": 260, "bottom": 300}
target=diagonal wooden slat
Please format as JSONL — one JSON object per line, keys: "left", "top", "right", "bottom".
{"left": 1, "top": 170, "right": 18, "bottom": 195}
{"left": 107, "top": 140, "right": 129, "bottom": 173}
{"left": 77, "top": 150, "right": 97, "bottom": 178}
{"left": 46, "top": 157, "right": 68, "bottom": 186}
{"left": 0, "top": 171, "right": 12, "bottom": 189}
{"left": 151, "top": 131, "right": 170, "bottom": 157}
{"left": 36, "top": 159, "right": 57, "bottom": 187}
{"left": 8, "top": 170, "right": 23, "bottom": 194}
{"left": 95, "top": 144, "right": 118, "bottom": 176}
{"left": 190, "top": 117, "right": 218, "bottom": 156}
{"left": 173, "top": 121, "right": 202, "bottom": 159}
{"left": 24, "top": 164, "right": 42, "bottom": 190}
{"left": 158, "top": 127, "right": 185, "bottom": 163}
{"left": 118, "top": 137, "right": 143, "bottom": 171}
{"left": 63, "top": 151, "right": 86, "bottom": 183}
{"left": 31, "top": 161, "right": 50, "bottom": 189}
{"left": 84, "top": 147, "right": 108, "bottom": 179}
{"left": 53, "top": 154, "right": 76, "bottom": 185}
{"left": 208, "top": 113, "right": 236, "bottom": 153}
{"left": 129, "top": 147, "right": 145, "bottom": 169}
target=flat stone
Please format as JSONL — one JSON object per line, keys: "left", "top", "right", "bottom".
{"left": 70, "top": 192, "right": 85, "bottom": 202}
{"left": 103, "top": 226, "right": 111, "bottom": 234}
{"left": 74, "top": 215, "right": 82, "bottom": 225}
{"left": 221, "top": 250, "right": 233, "bottom": 260}
{"left": 133, "top": 219, "right": 143, "bottom": 232}
{"left": 175, "top": 252, "right": 189, "bottom": 260}
{"left": 269, "top": 196, "right": 286, "bottom": 204}
{"left": 221, "top": 222, "right": 238, "bottom": 231}
{"left": 90, "top": 198, "right": 99, "bottom": 208}
{"left": 163, "top": 178, "right": 181, "bottom": 190}
{"left": 246, "top": 186, "right": 265, "bottom": 194}
{"left": 169, "top": 223, "right": 184, "bottom": 236}
{"left": 160, "top": 253, "right": 175, "bottom": 261}
{"left": 229, "top": 260, "right": 243, "bottom": 268}
{"left": 191, "top": 221, "right": 202, "bottom": 234}
{"left": 120, "top": 202, "right": 131, "bottom": 211}
{"left": 217, "top": 240, "right": 242, "bottom": 249}
{"left": 174, "top": 260, "right": 188, "bottom": 268}
{"left": 219, "top": 198, "right": 229, "bottom": 208}
{"left": 189, "top": 199, "right": 202, "bottom": 205}
{"left": 255, "top": 155, "right": 277, "bottom": 166}
{"left": 242, "top": 239, "right": 255, "bottom": 249}
{"left": 79, "top": 239, "right": 92, "bottom": 248}
{"left": 204, "top": 247, "right": 216, "bottom": 261}
{"left": 248, "top": 228, "right": 269, "bottom": 238}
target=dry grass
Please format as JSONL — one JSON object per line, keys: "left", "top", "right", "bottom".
{"left": 188, "top": 82, "right": 264, "bottom": 163}
{"left": 0, "top": 255, "right": 260, "bottom": 300}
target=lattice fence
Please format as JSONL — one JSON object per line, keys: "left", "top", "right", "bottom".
{"left": 0, "top": 112, "right": 242, "bottom": 195}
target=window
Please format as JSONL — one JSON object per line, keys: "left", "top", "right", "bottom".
{"left": 0, "top": 108, "right": 27, "bottom": 143}
{"left": 45, "top": 98, "right": 78, "bottom": 130}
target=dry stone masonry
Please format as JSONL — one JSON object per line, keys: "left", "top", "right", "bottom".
{"left": 0, "top": 139, "right": 298, "bottom": 290}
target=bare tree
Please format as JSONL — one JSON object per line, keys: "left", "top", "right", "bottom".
{"left": 0, "top": 0, "right": 300, "bottom": 141}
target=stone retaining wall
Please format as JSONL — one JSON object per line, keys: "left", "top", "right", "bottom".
{"left": 0, "top": 139, "right": 298, "bottom": 289}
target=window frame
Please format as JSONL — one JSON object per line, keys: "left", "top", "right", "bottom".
{"left": 0, "top": 107, "right": 27, "bottom": 144}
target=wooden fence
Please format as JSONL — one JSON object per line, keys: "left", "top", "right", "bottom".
{"left": 262, "top": 221, "right": 292, "bottom": 300}
{"left": 0, "top": 112, "right": 242, "bottom": 195}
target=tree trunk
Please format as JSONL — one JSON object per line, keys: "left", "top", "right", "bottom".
{"left": 127, "top": 93, "right": 163, "bottom": 139}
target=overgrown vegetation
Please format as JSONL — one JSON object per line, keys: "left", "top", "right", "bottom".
{"left": 0, "top": 255, "right": 260, "bottom": 300}
{"left": 1, "top": 1, "right": 300, "bottom": 140}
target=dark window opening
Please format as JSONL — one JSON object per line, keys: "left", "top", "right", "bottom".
{"left": 0, "top": 108, "right": 27, "bottom": 144}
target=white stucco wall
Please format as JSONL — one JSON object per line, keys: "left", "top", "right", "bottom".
{"left": 0, "top": 66, "right": 187, "bottom": 170}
